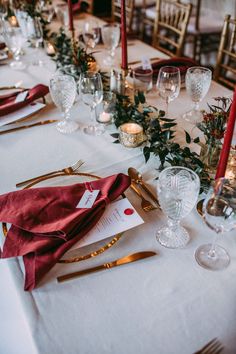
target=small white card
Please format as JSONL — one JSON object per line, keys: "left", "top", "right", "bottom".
{"left": 15, "top": 90, "right": 28, "bottom": 103}
{"left": 0, "top": 102, "right": 45, "bottom": 127}
{"left": 141, "top": 56, "right": 152, "bottom": 70}
{"left": 65, "top": 198, "right": 144, "bottom": 253}
{"left": 76, "top": 190, "right": 100, "bottom": 209}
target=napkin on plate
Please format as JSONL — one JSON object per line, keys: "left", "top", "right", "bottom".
{"left": 0, "top": 173, "right": 131, "bottom": 291}
{"left": 140, "top": 57, "right": 198, "bottom": 81}
{"left": 0, "top": 84, "right": 49, "bottom": 117}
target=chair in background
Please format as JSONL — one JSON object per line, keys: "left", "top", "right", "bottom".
{"left": 180, "top": 0, "right": 223, "bottom": 64}
{"left": 214, "top": 15, "right": 236, "bottom": 90}
{"left": 112, "top": 0, "right": 135, "bottom": 33}
{"left": 152, "top": 0, "right": 192, "bottom": 57}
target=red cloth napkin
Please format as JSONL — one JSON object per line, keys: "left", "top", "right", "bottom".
{"left": 0, "top": 84, "right": 49, "bottom": 117}
{"left": 139, "top": 57, "right": 198, "bottom": 80}
{"left": 0, "top": 42, "right": 6, "bottom": 50}
{"left": 0, "top": 173, "right": 130, "bottom": 291}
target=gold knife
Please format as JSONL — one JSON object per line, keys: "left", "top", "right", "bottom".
{"left": 0, "top": 119, "right": 58, "bottom": 135}
{"left": 128, "top": 57, "right": 160, "bottom": 66}
{"left": 57, "top": 251, "right": 157, "bottom": 283}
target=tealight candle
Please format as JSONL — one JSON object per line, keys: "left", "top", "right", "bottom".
{"left": 119, "top": 122, "right": 144, "bottom": 148}
{"left": 9, "top": 16, "right": 18, "bottom": 27}
{"left": 46, "top": 43, "right": 56, "bottom": 56}
{"left": 98, "top": 112, "right": 112, "bottom": 124}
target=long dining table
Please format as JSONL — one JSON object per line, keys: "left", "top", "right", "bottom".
{"left": 0, "top": 13, "right": 236, "bottom": 354}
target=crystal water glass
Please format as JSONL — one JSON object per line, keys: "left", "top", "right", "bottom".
{"left": 156, "top": 66, "right": 180, "bottom": 116}
{"left": 183, "top": 67, "right": 212, "bottom": 124}
{"left": 195, "top": 178, "right": 236, "bottom": 270}
{"left": 50, "top": 75, "right": 78, "bottom": 134}
{"left": 80, "top": 71, "right": 103, "bottom": 136}
{"left": 101, "top": 23, "right": 120, "bottom": 67}
{"left": 156, "top": 166, "right": 200, "bottom": 248}
{"left": 83, "top": 21, "right": 100, "bottom": 50}
{"left": 2, "top": 27, "right": 26, "bottom": 70}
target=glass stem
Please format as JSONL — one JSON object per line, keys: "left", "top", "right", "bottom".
{"left": 167, "top": 218, "right": 180, "bottom": 231}
{"left": 62, "top": 110, "right": 70, "bottom": 122}
{"left": 194, "top": 101, "right": 200, "bottom": 111}
{"left": 165, "top": 97, "right": 169, "bottom": 117}
{"left": 90, "top": 106, "right": 95, "bottom": 123}
{"left": 208, "top": 234, "right": 219, "bottom": 259}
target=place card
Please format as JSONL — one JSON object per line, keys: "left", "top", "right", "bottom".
{"left": 65, "top": 198, "right": 144, "bottom": 252}
{"left": 15, "top": 90, "right": 28, "bottom": 103}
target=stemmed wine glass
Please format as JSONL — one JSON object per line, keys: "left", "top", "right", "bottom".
{"left": 28, "top": 17, "right": 44, "bottom": 66}
{"left": 49, "top": 74, "right": 78, "bottom": 134}
{"left": 83, "top": 21, "right": 100, "bottom": 51}
{"left": 101, "top": 23, "right": 120, "bottom": 67}
{"left": 2, "top": 26, "right": 26, "bottom": 70}
{"left": 183, "top": 67, "right": 212, "bottom": 124}
{"left": 79, "top": 71, "right": 103, "bottom": 136}
{"left": 156, "top": 66, "right": 181, "bottom": 117}
{"left": 156, "top": 166, "right": 200, "bottom": 248}
{"left": 195, "top": 178, "right": 236, "bottom": 270}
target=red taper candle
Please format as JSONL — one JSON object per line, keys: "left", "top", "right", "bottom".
{"left": 121, "top": 0, "right": 128, "bottom": 71}
{"left": 68, "top": 0, "right": 74, "bottom": 32}
{"left": 215, "top": 88, "right": 236, "bottom": 179}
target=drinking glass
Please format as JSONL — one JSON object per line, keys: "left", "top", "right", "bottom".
{"left": 49, "top": 75, "right": 78, "bottom": 134}
{"left": 2, "top": 27, "right": 26, "bottom": 70}
{"left": 195, "top": 178, "right": 236, "bottom": 270}
{"left": 133, "top": 68, "right": 153, "bottom": 93}
{"left": 156, "top": 166, "right": 200, "bottom": 248}
{"left": 80, "top": 71, "right": 103, "bottom": 135}
{"left": 83, "top": 21, "right": 100, "bottom": 50}
{"left": 156, "top": 66, "right": 180, "bottom": 116}
{"left": 183, "top": 67, "right": 212, "bottom": 124}
{"left": 0, "top": 0, "right": 7, "bottom": 20}
{"left": 27, "top": 17, "right": 44, "bottom": 66}
{"left": 101, "top": 23, "right": 120, "bottom": 66}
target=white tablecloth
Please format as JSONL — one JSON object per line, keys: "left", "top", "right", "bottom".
{"left": 1, "top": 20, "right": 236, "bottom": 354}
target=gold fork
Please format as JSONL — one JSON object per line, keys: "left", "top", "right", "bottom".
{"left": 16, "top": 160, "right": 84, "bottom": 188}
{"left": 130, "top": 183, "right": 157, "bottom": 212}
{"left": 194, "top": 338, "right": 224, "bottom": 354}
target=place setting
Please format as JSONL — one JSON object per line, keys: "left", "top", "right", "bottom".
{"left": 0, "top": 0, "right": 236, "bottom": 353}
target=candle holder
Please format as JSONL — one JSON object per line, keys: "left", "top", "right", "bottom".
{"left": 119, "top": 122, "right": 144, "bottom": 148}
{"left": 96, "top": 91, "right": 116, "bottom": 125}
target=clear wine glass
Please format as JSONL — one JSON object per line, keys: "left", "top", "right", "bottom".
{"left": 49, "top": 74, "right": 78, "bottom": 134}
{"left": 101, "top": 23, "right": 120, "bottom": 67}
{"left": 156, "top": 166, "right": 200, "bottom": 248}
{"left": 0, "top": 0, "right": 7, "bottom": 20}
{"left": 195, "top": 178, "right": 236, "bottom": 270}
{"left": 79, "top": 71, "right": 103, "bottom": 136}
{"left": 156, "top": 66, "right": 181, "bottom": 117}
{"left": 183, "top": 67, "right": 212, "bottom": 124}
{"left": 2, "top": 26, "right": 26, "bottom": 70}
{"left": 83, "top": 21, "right": 100, "bottom": 51}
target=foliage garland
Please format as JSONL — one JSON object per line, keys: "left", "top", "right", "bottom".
{"left": 111, "top": 92, "right": 212, "bottom": 192}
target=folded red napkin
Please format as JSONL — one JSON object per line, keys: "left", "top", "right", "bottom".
{"left": 0, "top": 173, "right": 130, "bottom": 291}
{"left": 137, "top": 57, "right": 198, "bottom": 80}
{"left": 0, "top": 84, "right": 49, "bottom": 117}
{"left": 0, "top": 42, "right": 6, "bottom": 50}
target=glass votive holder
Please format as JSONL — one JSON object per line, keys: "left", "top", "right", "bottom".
{"left": 119, "top": 122, "right": 144, "bottom": 148}
{"left": 133, "top": 68, "right": 153, "bottom": 93}
{"left": 96, "top": 91, "right": 116, "bottom": 125}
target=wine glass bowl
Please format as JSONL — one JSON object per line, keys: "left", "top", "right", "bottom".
{"left": 2, "top": 26, "right": 26, "bottom": 70}
{"left": 156, "top": 166, "right": 200, "bottom": 248}
{"left": 79, "top": 71, "right": 103, "bottom": 135}
{"left": 83, "top": 21, "right": 100, "bottom": 50}
{"left": 156, "top": 66, "right": 180, "bottom": 116}
{"left": 183, "top": 67, "right": 212, "bottom": 124}
{"left": 101, "top": 23, "right": 120, "bottom": 67}
{"left": 49, "top": 74, "right": 78, "bottom": 134}
{"left": 195, "top": 178, "right": 236, "bottom": 270}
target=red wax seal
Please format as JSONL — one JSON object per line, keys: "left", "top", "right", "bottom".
{"left": 124, "top": 208, "right": 134, "bottom": 215}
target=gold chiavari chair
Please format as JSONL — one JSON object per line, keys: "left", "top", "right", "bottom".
{"left": 214, "top": 15, "right": 236, "bottom": 90}
{"left": 152, "top": 0, "right": 192, "bottom": 57}
{"left": 112, "top": 0, "right": 135, "bottom": 33}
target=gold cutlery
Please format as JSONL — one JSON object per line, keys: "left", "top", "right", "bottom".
{"left": 194, "top": 338, "right": 224, "bottom": 354}
{"left": 57, "top": 251, "right": 157, "bottom": 283}
{"left": 16, "top": 159, "right": 84, "bottom": 188}
{"left": 130, "top": 182, "right": 157, "bottom": 212}
{"left": 128, "top": 57, "right": 160, "bottom": 66}
{"left": 128, "top": 167, "right": 160, "bottom": 207}
{"left": 0, "top": 119, "right": 58, "bottom": 136}
{"left": 0, "top": 81, "right": 25, "bottom": 91}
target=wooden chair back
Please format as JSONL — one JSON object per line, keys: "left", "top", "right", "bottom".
{"left": 112, "top": 0, "right": 135, "bottom": 33}
{"left": 152, "top": 0, "right": 192, "bottom": 57}
{"left": 214, "top": 15, "right": 236, "bottom": 90}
